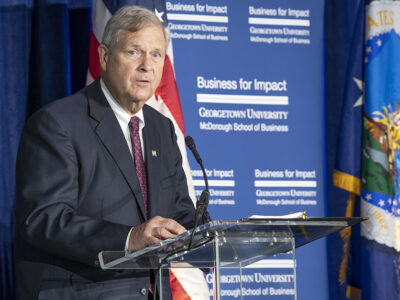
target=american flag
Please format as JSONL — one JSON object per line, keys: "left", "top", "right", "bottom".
{"left": 86, "top": 1, "right": 209, "bottom": 299}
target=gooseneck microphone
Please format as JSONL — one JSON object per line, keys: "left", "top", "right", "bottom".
{"left": 185, "top": 136, "right": 211, "bottom": 249}
{"left": 185, "top": 136, "right": 208, "bottom": 191}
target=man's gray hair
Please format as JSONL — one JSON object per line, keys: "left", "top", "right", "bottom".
{"left": 101, "top": 6, "right": 168, "bottom": 51}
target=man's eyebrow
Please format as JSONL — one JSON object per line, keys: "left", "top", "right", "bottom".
{"left": 125, "top": 44, "right": 164, "bottom": 52}
{"left": 126, "top": 44, "right": 141, "bottom": 48}
{"left": 152, "top": 47, "right": 165, "bottom": 52}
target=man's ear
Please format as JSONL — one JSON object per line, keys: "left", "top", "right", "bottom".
{"left": 98, "top": 44, "right": 109, "bottom": 71}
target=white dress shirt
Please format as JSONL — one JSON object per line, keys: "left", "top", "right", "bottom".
{"left": 100, "top": 79, "right": 145, "bottom": 251}
{"left": 100, "top": 79, "right": 145, "bottom": 160}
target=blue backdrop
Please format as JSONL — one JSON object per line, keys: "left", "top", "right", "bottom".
{"left": 167, "top": 0, "right": 325, "bottom": 298}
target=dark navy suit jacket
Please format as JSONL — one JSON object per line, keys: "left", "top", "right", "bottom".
{"left": 15, "top": 79, "right": 196, "bottom": 299}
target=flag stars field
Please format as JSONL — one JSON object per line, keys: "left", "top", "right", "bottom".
{"left": 352, "top": 77, "right": 364, "bottom": 107}
{"left": 155, "top": 9, "right": 164, "bottom": 22}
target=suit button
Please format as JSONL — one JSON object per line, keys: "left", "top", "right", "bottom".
{"left": 140, "top": 287, "right": 147, "bottom": 296}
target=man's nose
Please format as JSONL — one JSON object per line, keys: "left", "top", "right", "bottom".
{"left": 139, "top": 54, "right": 153, "bottom": 72}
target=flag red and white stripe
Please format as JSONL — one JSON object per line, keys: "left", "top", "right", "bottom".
{"left": 86, "top": 1, "right": 209, "bottom": 299}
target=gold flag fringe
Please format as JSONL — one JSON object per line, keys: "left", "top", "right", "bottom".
{"left": 333, "top": 170, "right": 361, "bottom": 196}
{"left": 333, "top": 170, "right": 361, "bottom": 293}
{"left": 346, "top": 285, "right": 362, "bottom": 300}
{"left": 339, "top": 193, "right": 356, "bottom": 285}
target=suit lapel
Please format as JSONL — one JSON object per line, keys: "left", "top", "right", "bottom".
{"left": 142, "top": 106, "right": 162, "bottom": 218}
{"left": 86, "top": 80, "right": 147, "bottom": 221}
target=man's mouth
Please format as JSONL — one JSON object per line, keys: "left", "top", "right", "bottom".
{"left": 136, "top": 79, "right": 151, "bottom": 86}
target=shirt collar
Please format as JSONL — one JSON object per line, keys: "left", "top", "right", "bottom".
{"left": 100, "top": 78, "right": 145, "bottom": 128}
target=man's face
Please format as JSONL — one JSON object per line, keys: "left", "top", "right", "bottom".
{"left": 99, "top": 25, "right": 166, "bottom": 113}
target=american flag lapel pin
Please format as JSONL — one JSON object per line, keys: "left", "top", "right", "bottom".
{"left": 152, "top": 150, "right": 157, "bottom": 157}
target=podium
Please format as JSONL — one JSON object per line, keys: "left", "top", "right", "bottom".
{"left": 99, "top": 217, "right": 362, "bottom": 299}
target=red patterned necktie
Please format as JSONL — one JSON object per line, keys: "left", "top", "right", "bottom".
{"left": 129, "top": 116, "right": 148, "bottom": 217}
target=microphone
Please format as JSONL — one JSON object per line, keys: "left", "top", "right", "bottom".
{"left": 185, "top": 136, "right": 209, "bottom": 191}
{"left": 185, "top": 136, "right": 202, "bottom": 165}
{"left": 185, "top": 136, "right": 211, "bottom": 249}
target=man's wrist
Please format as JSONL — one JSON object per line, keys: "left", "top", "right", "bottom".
{"left": 125, "top": 227, "right": 134, "bottom": 251}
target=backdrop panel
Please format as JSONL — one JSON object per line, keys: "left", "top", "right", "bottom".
{"left": 166, "top": 0, "right": 327, "bottom": 298}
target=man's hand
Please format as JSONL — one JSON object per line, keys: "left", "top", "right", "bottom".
{"left": 128, "top": 216, "right": 186, "bottom": 252}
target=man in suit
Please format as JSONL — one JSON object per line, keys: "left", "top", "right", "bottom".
{"left": 15, "top": 6, "right": 196, "bottom": 299}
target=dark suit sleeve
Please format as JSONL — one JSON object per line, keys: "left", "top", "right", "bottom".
{"left": 16, "top": 110, "right": 131, "bottom": 267}
{"left": 166, "top": 119, "right": 197, "bottom": 230}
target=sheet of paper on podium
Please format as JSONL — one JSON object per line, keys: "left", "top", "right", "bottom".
{"left": 245, "top": 211, "right": 306, "bottom": 220}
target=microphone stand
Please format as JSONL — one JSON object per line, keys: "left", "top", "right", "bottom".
{"left": 185, "top": 136, "right": 211, "bottom": 250}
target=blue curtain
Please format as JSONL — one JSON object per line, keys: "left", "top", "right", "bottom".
{"left": 0, "top": 1, "right": 91, "bottom": 299}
